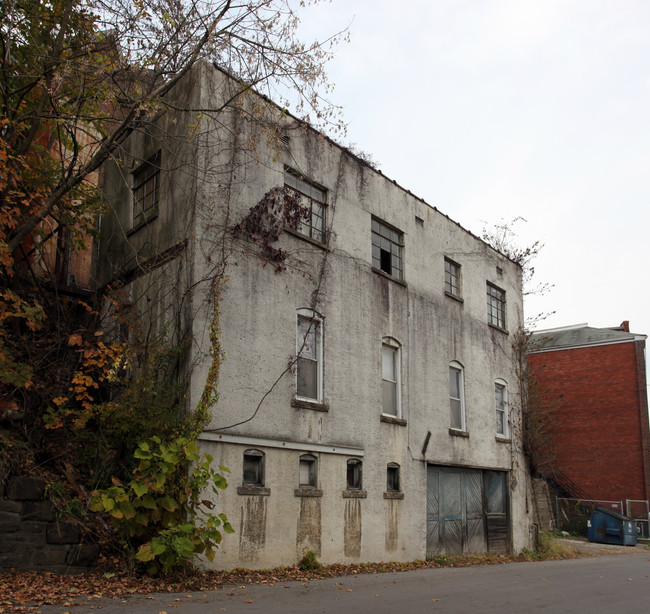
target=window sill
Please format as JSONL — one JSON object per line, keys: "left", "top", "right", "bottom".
{"left": 371, "top": 267, "right": 407, "bottom": 287}
{"left": 495, "top": 435, "right": 511, "bottom": 443}
{"left": 380, "top": 414, "right": 407, "bottom": 426}
{"left": 445, "top": 291, "right": 464, "bottom": 303}
{"left": 449, "top": 428, "right": 469, "bottom": 438}
{"left": 383, "top": 491, "right": 404, "bottom": 500}
{"left": 127, "top": 214, "right": 158, "bottom": 236}
{"left": 488, "top": 323, "right": 509, "bottom": 335}
{"left": 284, "top": 227, "right": 329, "bottom": 250}
{"left": 294, "top": 488, "right": 323, "bottom": 498}
{"left": 292, "top": 398, "right": 329, "bottom": 412}
{"left": 237, "top": 485, "right": 270, "bottom": 496}
{"left": 342, "top": 489, "right": 367, "bottom": 499}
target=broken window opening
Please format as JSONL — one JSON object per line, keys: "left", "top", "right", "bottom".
{"left": 243, "top": 449, "right": 265, "bottom": 486}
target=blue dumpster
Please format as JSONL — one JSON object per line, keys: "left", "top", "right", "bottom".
{"left": 587, "top": 507, "right": 637, "bottom": 546}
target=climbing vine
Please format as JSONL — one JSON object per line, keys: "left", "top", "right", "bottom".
{"left": 231, "top": 187, "right": 305, "bottom": 271}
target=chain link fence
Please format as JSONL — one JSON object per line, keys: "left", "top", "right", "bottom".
{"left": 626, "top": 500, "right": 649, "bottom": 538}
{"left": 556, "top": 498, "right": 624, "bottom": 536}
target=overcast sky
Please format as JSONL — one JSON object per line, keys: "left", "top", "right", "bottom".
{"left": 294, "top": 0, "right": 650, "bottom": 341}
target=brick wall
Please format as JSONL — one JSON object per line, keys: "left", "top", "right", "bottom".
{"left": 528, "top": 339, "right": 650, "bottom": 503}
{"left": 0, "top": 477, "right": 98, "bottom": 573}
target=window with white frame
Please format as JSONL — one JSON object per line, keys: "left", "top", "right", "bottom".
{"left": 386, "top": 463, "right": 401, "bottom": 492}
{"left": 382, "top": 341, "right": 401, "bottom": 417}
{"left": 495, "top": 380, "right": 508, "bottom": 437}
{"left": 243, "top": 449, "right": 265, "bottom": 486}
{"left": 449, "top": 361, "right": 466, "bottom": 431}
{"left": 372, "top": 218, "right": 403, "bottom": 279}
{"left": 444, "top": 258, "right": 461, "bottom": 298}
{"left": 132, "top": 152, "right": 161, "bottom": 227}
{"left": 284, "top": 168, "right": 327, "bottom": 244}
{"left": 346, "top": 459, "right": 362, "bottom": 490}
{"left": 296, "top": 310, "right": 323, "bottom": 402}
{"left": 487, "top": 283, "right": 506, "bottom": 329}
{"left": 299, "top": 454, "right": 318, "bottom": 488}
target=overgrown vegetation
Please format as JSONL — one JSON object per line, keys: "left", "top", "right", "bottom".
{"left": 481, "top": 218, "right": 558, "bottom": 479}
{"left": 536, "top": 531, "right": 580, "bottom": 558}
{"left": 0, "top": 0, "right": 344, "bottom": 573}
{"left": 90, "top": 436, "right": 233, "bottom": 574}
{"left": 481, "top": 216, "right": 552, "bottom": 302}
{"left": 298, "top": 550, "right": 322, "bottom": 571}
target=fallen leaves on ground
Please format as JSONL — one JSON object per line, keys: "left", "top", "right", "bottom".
{"left": 0, "top": 550, "right": 583, "bottom": 613}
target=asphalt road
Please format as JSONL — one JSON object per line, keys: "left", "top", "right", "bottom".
{"left": 36, "top": 551, "right": 650, "bottom": 614}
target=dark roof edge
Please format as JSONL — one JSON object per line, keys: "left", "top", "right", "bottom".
{"left": 529, "top": 336, "right": 646, "bottom": 354}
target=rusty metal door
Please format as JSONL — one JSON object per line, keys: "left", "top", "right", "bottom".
{"left": 465, "top": 470, "right": 486, "bottom": 554}
{"left": 440, "top": 469, "right": 463, "bottom": 556}
{"left": 485, "top": 471, "right": 509, "bottom": 554}
{"left": 426, "top": 465, "right": 440, "bottom": 555}
{"left": 426, "top": 466, "right": 488, "bottom": 557}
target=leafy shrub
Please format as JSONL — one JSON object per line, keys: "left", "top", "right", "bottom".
{"left": 298, "top": 550, "right": 322, "bottom": 571}
{"left": 90, "top": 435, "right": 233, "bottom": 574}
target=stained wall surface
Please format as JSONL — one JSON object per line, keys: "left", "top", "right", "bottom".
{"left": 100, "top": 64, "right": 533, "bottom": 570}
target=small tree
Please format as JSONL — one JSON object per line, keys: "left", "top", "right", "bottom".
{"left": 481, "top": 217, "right": 552, "bottom": 299}
{"left": 0, "top": 0, "right": 344, "bottom": 570}
{"left": 482, "top": 217, "right": 558, "bottom": 477}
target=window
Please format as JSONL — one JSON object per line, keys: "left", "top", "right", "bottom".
{"left": 382, "top": 342, "right": 401, "bottom": 417}
{"left": 299, "top": 454, "right": 318, "bottom": 488}
{"left": 296, "top": 310, "right": 322, "bottom": 402}
{"left": 346, "top": 459, "right": 362, "bottom": 490}
{"left": 495, "top": 380, "right": 508, "bottom": 437}
{"left": 243, "top": 449, "right": 265, "bottom": 486}
{"left": 284, "top": 168, "right": 326, "bottom": 243}
{"left": 487, "top": 283, "right": 506, "bottom": 329}
{"left": 449, "top": 361, "right": 466, "bottom": 431}
{"left": 444, "top": 258, "right": 461, "bottom": 297}
{"left": 386, "top": 463, "right": 401, "bottom": 492}
{"left": 132, "top": 152, "right": 160, "bottom": 226}
{"left": 372, "top": 218, "right": 403, "bottom": 279}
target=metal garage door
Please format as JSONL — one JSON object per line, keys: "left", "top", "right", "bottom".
{"left": 426, "top": 466, "right": 509, "bottom": 557}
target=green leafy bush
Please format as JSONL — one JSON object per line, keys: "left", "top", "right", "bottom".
{"left": 298, "top": 550, "right": 322, "bottom": 571}
{"left": 90, "top": 435, "right": 233, "bottom": 574}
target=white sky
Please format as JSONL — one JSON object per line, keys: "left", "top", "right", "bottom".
{"left": 294, "top": 0, "right": 650, "bottom": 340}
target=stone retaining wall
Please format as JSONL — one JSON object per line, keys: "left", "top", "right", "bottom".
{"left": 0, "top": 476, "right": 99, "bottom": 573}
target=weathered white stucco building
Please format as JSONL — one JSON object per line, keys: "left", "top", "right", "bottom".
{"left": 99, "top": 63, "right": 533, "bottom": 569}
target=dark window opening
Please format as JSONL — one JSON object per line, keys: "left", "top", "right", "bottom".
{"left": 132, "top": 152, "right": 161, "bottom": 227}
{"left": 346, "top": 459, "right": 362, "bottom": 490}
{"left": 284, "top": 168, "right": 327, "bottom": 244}
{"left": 243, "top": 449, "right": 264, "bottom": 486}
{"left": 387, "top": 463, "right": 401, "bottom": 492}
{"left": 372, "top": 218, "right": 403, "bottom": 279}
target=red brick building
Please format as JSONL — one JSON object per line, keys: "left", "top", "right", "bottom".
{"left": 528, "top": 321, "right": 650, "bottom": 506}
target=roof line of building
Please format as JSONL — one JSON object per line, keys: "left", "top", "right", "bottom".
{"left": 530, "top": 336, "right": 647, "bottom": 354}
{"left": 208, "top": 62, "right": 521, "bottom": 270}
{"left": 533, "top": 322, "right": 590, "bottom": 334}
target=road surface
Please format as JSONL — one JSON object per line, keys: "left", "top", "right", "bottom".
{"left": 38, "top": 551, "right": 650, "bottom": 614}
